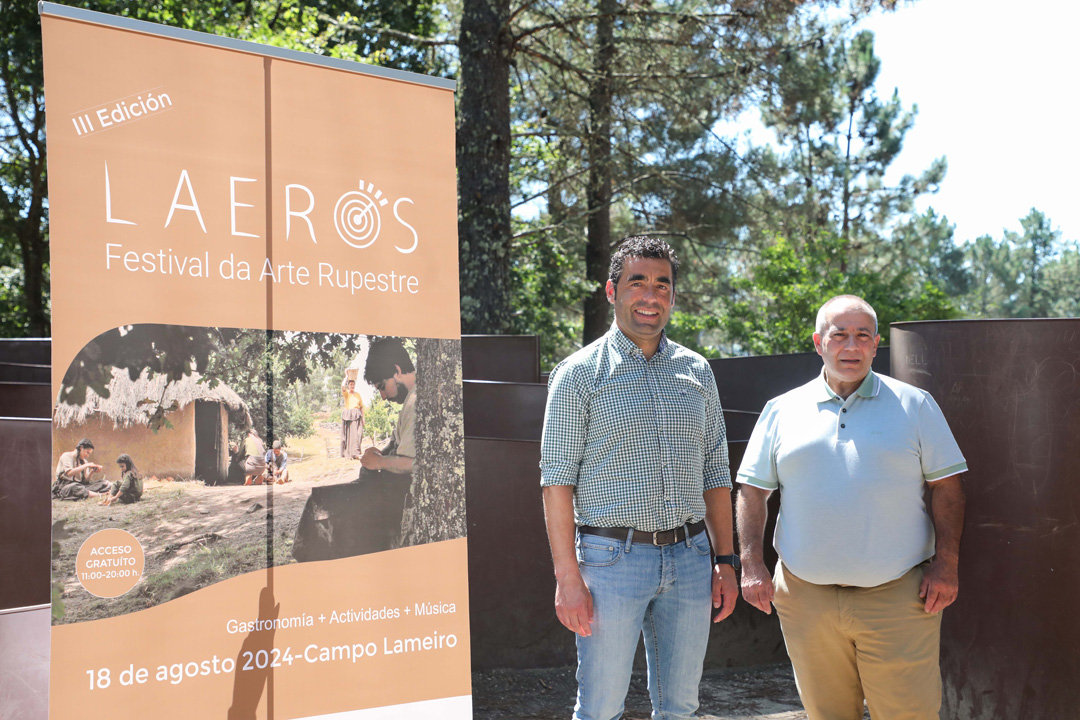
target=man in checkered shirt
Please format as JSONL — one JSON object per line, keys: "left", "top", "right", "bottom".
{"left": 540, "top": 236, "right": 738, "bottom": 720}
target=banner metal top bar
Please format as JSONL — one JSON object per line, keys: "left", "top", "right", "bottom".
{"left": 38, "top": 1, "right": 457, "bottom": 92}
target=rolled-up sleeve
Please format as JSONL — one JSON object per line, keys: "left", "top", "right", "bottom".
{"left": 539, "top": 361, "right": 586, "bottom": 487}
{"left": 701, "top": 365, "right": 731, "bottom": 490}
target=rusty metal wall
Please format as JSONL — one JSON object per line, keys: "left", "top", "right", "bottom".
{"left": 462, "top": 335, "right": 541, "bottom": 384}
{"left": 0, "top": 418, "right": 52, "bottom": 611}
{"left": 891, "top": 319, "right": 1080, "bottom": 719}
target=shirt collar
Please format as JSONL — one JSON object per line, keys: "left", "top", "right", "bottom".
{"left": 607, "top": 321, "right": 671, "bottom": 359}
{"left": 813, "top": 368, "right": 879, "bottom": 402}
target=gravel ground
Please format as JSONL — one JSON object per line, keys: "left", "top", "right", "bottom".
{"left": 472, "top": 663, "right": 810, "bottom": 720}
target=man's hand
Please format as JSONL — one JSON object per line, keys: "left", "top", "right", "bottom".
{"left": 740, "top": 558, "right": 775, "bottom": 615}
{"left": 919, "top": 556, "right": 959, "bottom": 613}
{"left": 922, "top": 474, "right": 964, "bottom": 613}
{"left": 554, "top": 573, "right": 594, "bottom": 636}
{"left": 711, "top": 564, "right": 738, "bottom": 622}
{"left": 360, "top": 447, "right": 384, "bottom": 470}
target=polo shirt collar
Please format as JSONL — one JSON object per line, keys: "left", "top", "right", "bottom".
{"left": 608, "top": 321, "right": 671, "bottom": 359}
{"left": 813, "top": 368, "right": 879, "bottom": 402}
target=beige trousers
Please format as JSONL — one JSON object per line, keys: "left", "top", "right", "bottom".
{"left": 772, "top": 561, "right": 942, "bottom": 720}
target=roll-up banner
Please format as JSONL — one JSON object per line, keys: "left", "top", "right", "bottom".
{"left": 40, "top": 4, "right": 469, "bottom": 718}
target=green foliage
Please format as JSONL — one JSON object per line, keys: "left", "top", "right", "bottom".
{"left": 751, "top": 25, "right": 945, "bottom": 264}
{"left": 509, "top": 219, "right": 592, "bottom": 369}
{"left": 957, "top": 208, "right": 1077, "bottom": 319}
{"left": 665, "top": 310, "right": 724, "bottom": 358}
{"left": 723, "top": 233, "right": 955, "bottom": 355}
{"left": 363, "top": 394, "right": 399, "bottom": 444}
{"left": 59, "top": 324, "right": 361, "bottom": 440}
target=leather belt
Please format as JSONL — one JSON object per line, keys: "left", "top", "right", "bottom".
{"left": 579, "top": 520, "right": 706, "bottom": 546}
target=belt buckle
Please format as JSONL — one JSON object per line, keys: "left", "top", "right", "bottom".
{"left": 653, "top": 529, "right": 679, "bottom": 546}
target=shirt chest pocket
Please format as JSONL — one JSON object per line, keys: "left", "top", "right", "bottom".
{"left": 662, "top": 380, "right": 707, "bottom": 435}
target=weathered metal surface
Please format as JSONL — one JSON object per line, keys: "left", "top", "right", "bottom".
{"left": 0, "top": 382, "right": 51, "bottom": 419}
{"left": 891, "top": 319, "right": 1080, "bottom": 720}
{"left": 708, "top": 351, "right": 890, "bottom": 419}
{"left": 462, "top": 381, "right": 547, "bottom": 442}
{"left": 0, "top": 418, "right": 52, "bottom": 611}
{"left": 465, "top": 438, "right": 571, "bottom": 670}
{"left": 462, "top": 335, "right": 541, "bottom": 384}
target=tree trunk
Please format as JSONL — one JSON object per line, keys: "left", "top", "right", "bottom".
{"left": 17, "top": 151, "right": 48, "bottom": 337}
{"left": 399, "top": 338, "right": 466, "bottom": 547}
{"left": 582, "top": 0, "right": 617, "bottom": 345}
{"left": 457, "top": 0, "right": 513, "bottom": 335}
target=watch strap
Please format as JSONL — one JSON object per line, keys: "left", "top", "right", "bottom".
{"left": 713, "top": 554, "right": 741, "bottom": 571}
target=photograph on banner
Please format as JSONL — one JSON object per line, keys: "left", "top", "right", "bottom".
{"left": 51, "top": 323, "right": 465, "bottom": 625}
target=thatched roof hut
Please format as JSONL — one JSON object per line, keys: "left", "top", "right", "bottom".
{"left": 54, "top": 369, "right": 249, "bottom": 429}
{"left": 53, "top": 370, "right": 249, "bottom": 484}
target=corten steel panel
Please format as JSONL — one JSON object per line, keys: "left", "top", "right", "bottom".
{"left": 463, "top": 381, "right": 547, "bottom": 442}
{"left": 0, "top": 339, "right": 50, "bottom": 385}
{"left": 465, "top": 438, "right": 572, "bottom": 670}
{"left": 464, "top": 437, "right": 788, "bottom": 671}
{"left": 0, "top": 418, "right": 52, "bottom": 610}
{"left": 711, "top": 441, "right": 788, "bottom": 669}
{"left": 0, "top": 338, "right": 50, "bottom": 365}
{"left": 708, "top": 351, "right": 891, "bottom": 417}
{"left": 0, "top": 365, "right": 49, "bottom": 384}
{"left": 0, "top": 383, "right": 52, "bottom": 420}
{"left": 891, "top": 319, "right": 1080, "bottom": 719}
{"left": 463, "top": 381, "right": 776, "bottom": 445}
{"left": 462, "top": 335, "right": 541, "bottom": 384}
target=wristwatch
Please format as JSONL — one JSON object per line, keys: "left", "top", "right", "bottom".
{"left": 713, "top": 554, "right": 741, "bottom": 571}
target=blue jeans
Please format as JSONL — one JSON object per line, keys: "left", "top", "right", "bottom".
{"left": 574, "top": 527, "right": 713, "bottom": 720}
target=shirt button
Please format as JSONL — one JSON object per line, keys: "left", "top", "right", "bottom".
{"left": 840, "top": 423, "right": 846, "bottom": 429}
{"left": 842, "top": 408, "right": 847, "bottom": 413}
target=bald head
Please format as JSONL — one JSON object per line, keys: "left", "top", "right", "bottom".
{"left": 816, "top": 295, "right": 878, "bottom": 337}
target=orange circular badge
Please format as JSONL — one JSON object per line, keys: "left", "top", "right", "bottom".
{"left": 75, "top": 529, "right": 145, "bottom": 598}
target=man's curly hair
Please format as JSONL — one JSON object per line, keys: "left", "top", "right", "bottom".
{"left": 608, "top": 235, "right": 679, "bottom": 291}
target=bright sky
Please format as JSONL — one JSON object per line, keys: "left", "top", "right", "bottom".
{"left": 859, "top": 0, "right": 1080, "bottom": 245}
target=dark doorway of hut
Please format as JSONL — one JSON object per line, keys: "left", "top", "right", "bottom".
{"left": 194, "top": 399, "right": 227, "bottom": 485}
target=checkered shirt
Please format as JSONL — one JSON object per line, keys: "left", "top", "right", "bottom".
{"left": 540, "top": 324, "right": 730, "bottom": 532}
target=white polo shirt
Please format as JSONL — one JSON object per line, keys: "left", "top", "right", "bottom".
{"left": 737, "top": 370, "right": 967, "bottom": 587}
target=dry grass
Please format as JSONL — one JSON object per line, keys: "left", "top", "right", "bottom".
{"left": 52, "top": 422, "right": 364, "bottom": 624}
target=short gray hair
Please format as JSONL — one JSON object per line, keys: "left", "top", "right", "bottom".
{"left": 815, "top": 295, "right": 878, "bottom": 336}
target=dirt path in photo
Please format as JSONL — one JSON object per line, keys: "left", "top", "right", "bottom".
{"left": 52, "top": 424, "right": 373, "bottom": 624}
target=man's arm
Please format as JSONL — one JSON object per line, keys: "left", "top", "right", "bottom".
{"left": 542, "top": 485, "right": 593, "bottom": 637}
{"left": 920, "top": 473, "right": 965, "bottom": 613}
{"left": 704, "top": 487, "right": 737, "bottom": 622}
{"left": 736, "top": 484, "right": 775, "bottom": 614}
{"left": 360, "top": 448, "right": 413, "bottom": 474}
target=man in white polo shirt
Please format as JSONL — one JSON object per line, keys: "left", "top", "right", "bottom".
{"left": 736, "top": 295, "right": 966, "bottom": 720}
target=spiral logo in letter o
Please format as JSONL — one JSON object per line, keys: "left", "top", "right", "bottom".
{"left": 335, "top": 180, "right": 389, "bottom": 249}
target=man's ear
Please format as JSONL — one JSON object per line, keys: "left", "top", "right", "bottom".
{"left": 606, "top": 279, "right": 615, "bottom": 304}
{"left": 812, "top": 333, "right": 823, "bottom": 355}
{"left": 393, "top": 364, "right": 403, "bottom": 377}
